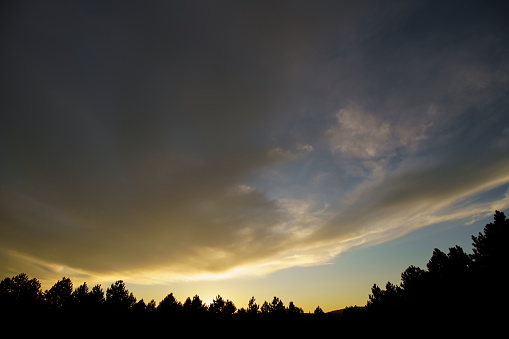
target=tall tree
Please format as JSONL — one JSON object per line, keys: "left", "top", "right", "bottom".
{"left": 183, "top": 297, "right": 192, "bottom": 312}
{"left": 157, "top": 293, "right": 181, "bottom": 314}
{"left": 105, "top": 280, "right": 136, "bottom": 312}
{"left": 209, "top": 295, "right": 225, "bottom": 315}
{"left": 287, "top": 301, "right": 303, "bottom": 315}
{"left": 183, "top": 295, "right": 206, "bottom": 314}
{"left": 471, "top": 210, "right": 508, "bottom": 271}
{"left": 146, "top": 299, "right": 156, "bottom": 312}
{"left": 247, "top": 296, "right": 259, "bottom": 315}
{"left": 260, "top": 301, "right": 271, "bottom": 314}
{"left": 70, "top": 282, "right": 104, "bottom": 312}
{"left": 270, "top": 296, "right": 285, "bottom": 315}
{"left": 470, "top": 210, "right": 508, "bottom": 314}
{"left": 400, "top": 265, "right": 427, "bottom": 305}
{"left": 72, "top": 282, "right": 89, "bottom": 303}
{"left": 427, "top": 248, "right": 449, "bottom": 277}
{"left": 45, "top": 277, "right": 73, "bottom": 311}
{"left": 447, "top": 246, "right": 470, "bottom": 272}
{"left": 367, "top": 284, "right": 383, "bottom": 309}
{"left": 190, "top": 294, "right": 206, "bottom": 313}
{"left": 400, "top": 265, "right": 426, "bottom": 291}
{"left": 89, "top": 284, "right": 105, "bottom": 310}
{"left": 0, "top": 273, "right": 43, "bottom": 313}
{"left": 131, "top": 299, "right": 147, "bottom": 313}
{"left": 223, "top": 299, "right": 236, "bottom": 316}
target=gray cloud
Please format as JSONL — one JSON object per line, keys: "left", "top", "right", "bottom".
{"left": 315, "top": 149, "right": 509, "bottom": 242}
{"left": 1, "top": 0, "right": 509, "bottom": 283}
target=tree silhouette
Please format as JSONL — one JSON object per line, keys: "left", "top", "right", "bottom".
{"left": 72, "top": 282, "right": 89, "bottom": 307}
{"left": 89, "top": 284, "right": 105, "bottom": 310}
{"left": 260, "top": 300, "right": 270, "bottom": 314}
{"left": 270, "top": 296, "right": 285, "bottom": 315}
{"left": 247, "top": 296, "right": 259, "bottom": 315}
{"left": 0, "top": 273, "right": 43, "bottom": 314}
{"left": 131, "top": 299, "right": 147, "bottom": 313}
{"left": 208, "top": 294, "right": 236, "bottom": 317}
{"left": 471, "top": 210, "right": 508, "bottom": 271}
{"left": 470, "top": 210, "right": 507, "bottom": 321}
{"left": 105, "top": 280, "right": 136, "bottom": 312}
{"left": 400, "top": 265, "right": 427, "bottom": 306}
{"left": 182, "top": 297, "right": 192, "bottom": 312}
{"left": 426, "top": 248, "right": 449, "bottom": 276}
{"left": 157, "top": 293, "right": 182, "bottom": 314}
{"left": 45, "top": 277, "right": 73, "bottom": 311}
{"left": 313, "top": 306, "right": 324, "bottom": 315}
{"left": 70, "top": 282, "right": 104, "bottom": 312}
{"left": 223, "top": 299, "right": 236, "bottom": 317}
{"left": 146, "top": 299, "right": 156, "bottom": 312}
{"left": 363, "top": 210, "right": 508, "bottom": 333}
{"left": 447, "top": 245, "right": 470, "bottom": 273}
{"left": 208, "top": 294, "right": 225, "bottom": 315}
{"left": 192, "top": 295, "right": 207, "bottom": 313}
{"left": 287, "top": 301, "right": 303, "bottom": 315}
{"left": 183, "top": 294, "right": 206, "bottom": 315}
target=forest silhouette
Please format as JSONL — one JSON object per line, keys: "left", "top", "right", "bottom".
{"left": 1, "top": 211, "right": 506, "bottom": 335}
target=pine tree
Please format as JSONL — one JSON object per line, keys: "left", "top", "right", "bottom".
{"left": 105, "top": 280, "right": 136, "bottom": 312}
{"left": 45, "top": 277, "right": 73, "bottom": 311}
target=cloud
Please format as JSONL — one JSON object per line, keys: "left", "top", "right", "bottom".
{"left": 267, "top": 147, "right": 295, "bottom": 162}
{"left": 232, "top": 149, "right": 509, "bottom": 278}
{"left": 1, "top": 0, "right": 509, "bottom": 286}
{"left": 297, "top": 144, "right": 314, "bottom": 153}
{"left": 309, "top": 143, "right": 509, "bottom": 247}
{"left": 327, "top": 108, "right": 393, "bottom": 159}
{"left": 324, "top": 106, "right": 433, "bottom": 180}
{"left": 326, "top": 105, "right": 435, "bottom": 159}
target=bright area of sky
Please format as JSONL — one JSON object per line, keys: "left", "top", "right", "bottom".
{"left": 1, "top": 0, "right": 509, "bottom": 312}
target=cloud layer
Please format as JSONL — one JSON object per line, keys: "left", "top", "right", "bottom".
{"left": 1, "top": 0, "right": 509, "bottom": 284}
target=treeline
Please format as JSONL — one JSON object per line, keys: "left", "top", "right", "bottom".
{"left": 0, "top": 275, "right": 328, "bottom": 335}
{"left": 1, "top": 211, "right": 507, "bottom": 334}
{"left": 0, "top": 273, "right": 316, "bottom": 319}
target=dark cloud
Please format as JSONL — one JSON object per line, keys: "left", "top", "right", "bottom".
{"left": 1, "top": 0, "right": 509, "bottom": 282}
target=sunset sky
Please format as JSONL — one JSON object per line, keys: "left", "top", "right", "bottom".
{"left": 1, "top": 0, "right": 509, "bottom": 312}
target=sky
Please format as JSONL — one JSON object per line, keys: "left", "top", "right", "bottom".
{"left": 1, "top": 0, "right": 509, "bottom": 312}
